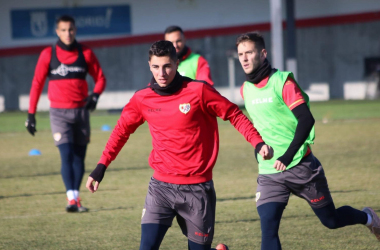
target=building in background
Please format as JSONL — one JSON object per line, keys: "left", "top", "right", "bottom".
{"left": 0, "top": 0, "right": 379, "bottom": 111}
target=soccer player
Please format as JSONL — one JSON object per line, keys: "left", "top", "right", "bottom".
{"left": 164, "top": 25, "right": 214, "bottom": 85}
{"left": 25, "top": 15, "right": 106, "bottom": 212}
{"left": 86, "top": 40, "right": 272, "bottom": 250}
{"left": 236, "top": 32, "right": 380, "bottom": 249}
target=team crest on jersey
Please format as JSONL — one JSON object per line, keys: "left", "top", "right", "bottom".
{"left": 255, "top": 192, "right": 261, "bottom": 202}
{"left": 179, "top": 103, "right": 191, "bottom": 114}
{"left": 53, "top": 132, "right": 62, "bottom": 142}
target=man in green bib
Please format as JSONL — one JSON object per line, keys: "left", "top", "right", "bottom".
{"left": 236, "top": 32, "right": 380, "bottom": 249}
{"left": 165, "top": 26, "right": 213, "bottom": 85}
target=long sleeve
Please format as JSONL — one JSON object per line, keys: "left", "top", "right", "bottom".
{"left": 201, "top": 84, "right": 264, "bottom": 148}
{"left": 99, "top": 95, "right": 145, "bottom": 166}
{"left": 277, "top": 103, "right": 315, "bottom": 166}
{"left": 28, "top": 48, "right": 51, "bottom": 114}
{"left": 84, "top": 47, "right": 106, "bottom": 94}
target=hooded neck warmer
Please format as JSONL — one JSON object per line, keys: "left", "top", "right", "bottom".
{"left": 150, "top": 72, "right": 183, "bottom": 96}
{"left": 245, "top": 58, "right": 272, "bottom": 84}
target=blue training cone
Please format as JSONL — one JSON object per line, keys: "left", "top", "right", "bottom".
{"left": 29, "top": 149, "right": 41, "bottom": 156}
{"left": 101, "top": 124, "right": 111, "bottom": 131}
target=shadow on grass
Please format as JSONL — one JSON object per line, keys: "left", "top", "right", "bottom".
{"left": 0, "top": 188, "right": 118, "bottom": 200}
{"left": 217, "top": 208, "right": 380, "bottom": 225}
{"left": 216, "top": 213, "right": 317, "bottom": 224}
{"left": 217, "top": 195, "right": 256, "bottom": 202}
{"left": 217, "top": 189, "right": 364, "bottom": 203}
{"left": 216, "top": 218, "right": 260, "bottom": 224}
{"left": 1, "top": 206, "right": 135, "bottom": 219}
{"left": 89, "top": 206, "right": 135, "bottom": 213}
{"left": 330, "top": 189, "right": 364, "bottom": 194}
{"left": 0, "top": 166, "right": 150, "bottom": 179}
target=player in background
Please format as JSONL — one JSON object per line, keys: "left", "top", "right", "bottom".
{"left": 236, "top": 32, "right": 380, "bottom": 249}
{"left": 164, "top": 25, "right": 214, "bottom": 85}
{"left": 25, "top": 15, "right": 106, "bottom": 212}
{"left": 86, "top": 40, "right": 272, "bottom": 250}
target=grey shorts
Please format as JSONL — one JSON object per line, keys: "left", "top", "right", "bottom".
{"left": 256, "top": 153, "right": 333, "bottom": 209}
{"left": 141, "top": 177, "right": 216, "bottom": 245}
{"left": 49, "top": 108, "right": 90, "bottom": 146}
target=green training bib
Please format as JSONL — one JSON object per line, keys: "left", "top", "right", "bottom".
{"left": 243, "top": 70, "right": 315, "bottom": 174}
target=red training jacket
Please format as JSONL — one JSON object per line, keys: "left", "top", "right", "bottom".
{"left": 28, "top": 44, "right": 106, "bottom": 114}
{"left": 99, "top": 79, "right": 263, "bottom": 184}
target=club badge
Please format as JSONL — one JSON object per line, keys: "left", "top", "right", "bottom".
{"left": 53, "top": 132, "right": 62, "bottom": 142}
{"left": 255, "top": 192, "right": 261, "bottom": 202}
{"left": 142, "top": 208, "right": 146, "bottom": 218}
{"left": 179, "top": 103, "right": 191, "bottom": 114}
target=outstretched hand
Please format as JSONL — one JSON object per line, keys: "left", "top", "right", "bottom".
{"left": 258, "top": 144, "right": 273, "bottom": 160}
{"left": 86, "top": 176, "right": 100, "bottom": 193}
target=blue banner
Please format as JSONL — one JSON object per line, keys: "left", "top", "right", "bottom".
{"left": 11, "top": 5, "right": 131, "bottom": 39}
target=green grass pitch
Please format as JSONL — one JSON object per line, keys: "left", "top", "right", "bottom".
{"left": 0, "top": 100, "right": 379, "bottom": 249}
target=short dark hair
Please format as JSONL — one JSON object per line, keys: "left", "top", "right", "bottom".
{"left": 56, "top": 15, "right": 75, "bottom": 26}
{"left": 164, "top": 25, "right": 184, "bottom": 35}
{"left": 149, "top": 40, "right": 177, "bottom": 61}
{"left": 236, "top": 32, "right": 265, "bottom": 51}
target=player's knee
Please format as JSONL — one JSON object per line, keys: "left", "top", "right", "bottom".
{"left": 257, "top": 202, "right": 286, "bottom": 225}
{"left": 139, "top": 235, "right": 160, "bottom": 250}
{"left": 257, "top": 203, "right": 286, "bottom": 244}
{"left": 319, "top": 217, "right": 339, "bottom": 229}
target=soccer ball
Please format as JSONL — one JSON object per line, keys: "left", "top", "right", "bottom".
{"left": 215, "top": 243, "right": 229, "bottom": 250}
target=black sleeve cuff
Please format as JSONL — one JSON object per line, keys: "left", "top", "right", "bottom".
{"left": 90, "top": 164, "right": 107, "bottom": 183}
{"left": 277, "top": 155, "right": 292, "bottom": 167}
{"left": 254, "top": 142, "right": 265, "bottom": 163}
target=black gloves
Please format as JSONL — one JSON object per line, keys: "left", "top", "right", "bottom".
{"left": 25, "top": 113, "right": 37, "bottom": 136}
{"left": 85, "top": 93, "right": 100, "bottom": 112}
{"left": 90, "top": 164, "right": 107, "bottom": 183}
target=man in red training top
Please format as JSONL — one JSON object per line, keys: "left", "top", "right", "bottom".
{"left": 25, "top": 15, "right": 106, "bottom": 213}
{"left": 165, "top": 26, "right": 214, "bottom": 85}
{"left": 86, "top": 40, "right": 272, "bottom": 250}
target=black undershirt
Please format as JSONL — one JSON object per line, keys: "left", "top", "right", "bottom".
{"left": 278, "top": 103, "right": 315, "bottom": 166}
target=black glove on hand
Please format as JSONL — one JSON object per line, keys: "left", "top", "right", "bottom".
{"left": 85, "top": 93, "right": 99, "bottom": 112}
{"left": 90, "top": 164, "right": 107, "bottom": 183}
{"left": 25, "top": 113, "right": 37, "bottom": 136}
